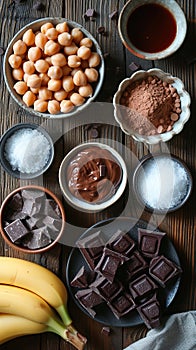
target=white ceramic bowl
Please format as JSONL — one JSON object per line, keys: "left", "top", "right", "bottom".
{"left": 3, "top": 17, "right": 105, "bottom": 119}
{"left": 59, "top": 142, "right": 127, "bottom": 212}
{"left": 113, "top": 68, "right": 191, "bottom": 145}
{"left": 118, "top": 0, "right": 187, "bottom": 60}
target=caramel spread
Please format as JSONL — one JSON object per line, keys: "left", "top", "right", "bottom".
{"left": 67, "top": 146, "right": 122, "bottom": 203}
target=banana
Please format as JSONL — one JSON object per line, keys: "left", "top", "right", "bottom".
{"left": 0, "top": 285, "right": 86, "bottom": 350}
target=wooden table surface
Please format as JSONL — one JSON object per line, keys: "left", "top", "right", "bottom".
{"left": 0, "top": 1, "right": 195, "bottom": 350}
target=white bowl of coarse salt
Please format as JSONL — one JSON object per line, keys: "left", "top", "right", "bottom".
{"left": 133, "top": 153, "right": 193, "bottom": 213}
{"left": 0, "top": 123, "right": 54, "bottom": 179}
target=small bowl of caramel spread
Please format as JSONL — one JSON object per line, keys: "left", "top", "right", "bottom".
{"left": 118, "top": 0, "right": 187, "bottom": 60}
{"left": 59, "top": 142, "right": 127, "bottom": 212}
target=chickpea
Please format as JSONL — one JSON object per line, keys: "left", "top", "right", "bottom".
{"left": 70, "top": 92, "right": 85, "bottom": 106}
{"left": 13, "top": 40, "right": 27, "bottom": 55}
{"left": 58, "top": 32, "right": 72, "bottom": 46}
{"left": 51, "top": 53, "right": 67, "bottom": 67}
{"left": 79, "top": 37, "right": 93, "bottom": 48}
{"left": 68, "top": 55, "right": 81, "bottom": 68}
{"left": 39, "top": 73, "right": 50, "bottom": 86}
{"left": 85, "top": 67, "right": 99, "bottom": 82}
{"left": 35, "top": 33, "right": 48, "bottom": 50}
{"left": 62, "top": 76, "right": 74, "bottom": 92}
{"left": 41, "top": 22, "right": 54, "bottom": 34}
{"left": 34, "top": 99, "right": 48, "bottom": 112}
{"left": 27, "top": 74, "right": 42, "bottom": 88}
{"left": 38, "top": 87, "right": 53, "bottom": 100}
{"left": 28, "top": 46, "right": 42, "bottom": 62}
{"left": 78, "top": 84, "right": 93, "bottom": 97}
{"left": 45, "top": 56, "right": 52, "bottom": 66}
{"left": 48, "top": 100, "right": 60, "bottom": 114}
{"left": 22, "top": 90, "right": 36, "bottom": 107}
{"left": 71, "top": 28, "right": 84, "bottom": 44}
{"left": 30, "top": 87, "right": 39, "bottom": 94}
{"left": 12, "top": 67, "right": 23, "bottom": 81}
{"left": 8, "top": 54, "right": 22, "bottom": 69}
{"left": 62, "top": 65, "right": 72, "bottom": 76}
{"left": 88, "top": 52, "right": 101, "bottom": 67}
{"left": 56, "top": 22, "right": 69, "bottom": 33}
{"left": 64, "top": 43, "right": 78, "bottom": 56}
{"left": 34, "top": 59, "right": 49, "bottom": 73}
{"left": 71, "top": 68, "right": 82, "bottom": 76}
{"left": 13, "top": 81, "right": 28, "bottom": 95}
{"left": 23, "top": 73, "right": 30, "bottom": 83}
{"left": 23, "top": 61, "right": 35, "bottom": 74}
{"left": 54, "top": 89, "right": 68, "bottom": 101}
{"left": 44, "top": 40, "right": 60, "bottom": 56}
{"left": 22, "top": 29, "right": 35, "bottom": 46}
{"left": 60, "top": 100, "right": 74, "bottom": 113}
{"left": 77, "top": 46, "right": 91, "bottom": 60}
{"left": 48, "top": 66, "right": 63, "bottom": 79}
{"left": 45, "top": 27, "right": 58, "bottom": 40}
{"left": 73, "top": 70, "right": 87, "bottom": 86}
{"left": 48, "top": 78, "right": 62, "bottom": 91}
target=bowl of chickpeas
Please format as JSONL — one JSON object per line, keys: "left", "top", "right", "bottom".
{"left": 3, "top": 17, "right": 105, "bottom": 118}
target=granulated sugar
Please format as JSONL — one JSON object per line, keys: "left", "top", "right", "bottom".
{"left": 137, "top": 157, "right": 189, "bottom": 210}
{"left": 5, "top": 128, "right": 51, "bottom": 174}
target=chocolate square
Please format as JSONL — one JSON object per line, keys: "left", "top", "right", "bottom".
{"left": 106, "top": 230, "right": 135, "bottom": 258}
{"left": 138, "top": 229, "right": 166, "bottom": 258}
{"left": 95, "top": 248, "right": 127, "bottom": 283}
{"left": 107, "top": 292, "right": 136, "bottom": 319}
{"left": 75, "top": 288, "right": 104, "bottom": 318}
{"left": 122, "top": 250, "right": 148, "bottom": 281}
{"left": 77, "top": 231, "right": 105, "bottom": 270}
{"left": 149, "top": 255, "right": 182, "bottom": 287}
{"left": 90, "top": 276, "right": 123, "bottom": 302}
{"left": 129, "top": 274, "right": 158, "bottom": 301}
{"left": 137, "top": 294, "right": 161, "bottom": 329}
{"left": 71, "top": 266, "right": 90, "bottom": 288}
{"left": 4, "top": 219, "right": 29, "bottom": 243}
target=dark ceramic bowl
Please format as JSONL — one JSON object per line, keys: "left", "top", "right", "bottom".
{"left": 0, "top": 123, "right": 54, "bottom": 179}
{"left": 0, "top": 185, "right": 66, "bottom": 254}
{"left": 133, "top": 153, "right": 193, "bottom": 214}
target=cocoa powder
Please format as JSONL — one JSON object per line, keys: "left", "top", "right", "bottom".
{"left": 120, "top": 76, "right": 181, "bottom": 135}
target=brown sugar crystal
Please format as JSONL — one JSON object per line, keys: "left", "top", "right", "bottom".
{"left": 120, "top": 76, "right": 181, "bottom": 135}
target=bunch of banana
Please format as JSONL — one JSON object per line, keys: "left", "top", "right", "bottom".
{"left": 0, "top": 257, "right": 87, "bottom": 349}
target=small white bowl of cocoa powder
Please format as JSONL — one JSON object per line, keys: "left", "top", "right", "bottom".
{"left": 113, "top": 68, "right": 191, "bottom": 144}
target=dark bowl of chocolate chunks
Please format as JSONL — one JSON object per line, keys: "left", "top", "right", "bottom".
{"left": 0, "top": 185, "right": 66, "bottom": 253}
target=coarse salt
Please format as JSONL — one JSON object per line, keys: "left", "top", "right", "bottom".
{"left": 5, "top": 128, "right": 51, "bottom": 174}
{"left": 137, "top": 157, "right": 189, "bottom": 210}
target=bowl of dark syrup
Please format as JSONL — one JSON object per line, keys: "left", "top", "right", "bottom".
{"left": 118, "top": 0, "right": 187, "bottom": 60}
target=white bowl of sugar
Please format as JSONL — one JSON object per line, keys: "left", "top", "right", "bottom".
{"left": 133, "top": 153, "right": 193, "bottom": 214}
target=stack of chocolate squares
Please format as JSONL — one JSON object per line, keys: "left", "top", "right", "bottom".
{"left": 71, "top": 228, "right": 182, "bottom": 328}
{"left": 3, "top": 189, "right": 62, "bottom": 249}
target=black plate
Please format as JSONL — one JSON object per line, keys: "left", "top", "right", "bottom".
{"left": 66, "top": 217, "right": 181, "bottom": 327}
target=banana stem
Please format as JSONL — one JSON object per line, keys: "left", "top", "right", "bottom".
{"left": 56, "top": 304, "right": 72, "bottom": 326}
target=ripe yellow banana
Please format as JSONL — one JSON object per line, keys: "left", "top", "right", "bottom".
{"left": 0, "top": 285, "right": 86, "bottom": 350}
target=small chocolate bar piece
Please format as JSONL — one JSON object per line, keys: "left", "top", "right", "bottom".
{"left": 23, "top": 227, "right": 51, "bottom": 249}
{"left": 4, "top": 219, "right": 29, "bottom": 243}
{"left": 95, "top": 248, "right": 128, "bottom": 283}
{"left": 137, "top": 294, "right": 161, "bottom": 329}
{"left": 101, "top": 326, "right": 111, "bottom": 335}
{"left": 149, "top": 255, "right": 182, "bottom": 287}
{"left": 107, "top": 292, "right": 136, "bottom": 319}
{"left": 138, "top": 228, "right": 166, "bottom": 258}
{"left": 129, "top": 274, "right": 158, "bottom": 301}
{"left": 129, "top": 62, "right": 141, "bottom": 72}
{"left": 71, "top": 266, "right": 89, "bottom": 288}
{"left": 77, "top": 230, "right": 105, "bottom": 270}
{"left": 122, "top": 250, "right": 148, "bottom": 281}
{"left": 90, "top": 276, "right": 123, "bottom": 302}
{"left": 106, "top": 230, "right": 135, "bottom": 258}
{"left": 75, "top": 288, "right": 103, "bottom": 318}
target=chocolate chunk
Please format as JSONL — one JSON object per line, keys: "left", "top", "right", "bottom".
{"left": 129, "top": 62, "right": 141, "bottom": 72}
{"left": 97, "top": 26, "right": 106, "bottom": 35}
{"left": 122, "top": 250, "right": 148, "bottom": 281}
{"left": 4, "top": 219, "right": 29, "bottom": 243}
{"left": 8, "top": 210, "right": 27, "bottom": 221}
{"left": 95, "top": 247, "right": 128, "bottom": 283}
{"left": 138, "top": 229, "right": 166, "bottom": 258}
{"left": 75, "top": 288, "right": 103, "bottom": 318}
{"left": 7, "top": 193, "right": 23, "bottom": 211}
{"left": 22, "top": 199, "right": 42, "bottom": 216}
{"left": 71, "top": 266, "right": 89, "bottom": 288}
{"left": 101, "top": 326, "right": 111, "bottom": 335}
{"left": 43, "top": 216, "right": 62, "bottom": 232}
{"left": 90, "top": 276, "right": 123, "bottom": 301}
{"left": 23, "top": 227, "right": 51, "bottom": 249}
{"left": 85, "top": 8, "right": 96, "bottom": 17}
{"left": 107, "top": 292, "right": 136, "bottom": 319}
{"left": 90, "top": 128, "right": 99, "bottom": 138}
{"left": 43, "top": 199, "right": 61, "bottom": 218}
{"left": 21, "top": 189, "right": 45, "bottom": 201}
{"left": 106, "top": 230, "right": 135, "bottom": 258}
{"left": 149, "top": 255, "right": 182, "bottom": 287}
{"left": 129, "top": 274, "right": 158, "bottom": 301}
{"left": 137, "top": 294, "right": 161, "bottom": 329}
{"left": 77, "top": 230, "right": 105, "bottom": 270}
{"left": 109, "top": 10, "right": 118, "bottom": 20}
{"left": 25, "top": 216, "right": 42, "bottom": 230}
{"left": 32, "top": 1, "right": 45, "bottom": 10}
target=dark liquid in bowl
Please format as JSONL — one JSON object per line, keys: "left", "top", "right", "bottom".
{"left": 127, "top": 3, "right": 177, "bottom": 53}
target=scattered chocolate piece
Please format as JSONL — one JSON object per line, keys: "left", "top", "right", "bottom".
{"left": 109, "top": 10, "right": 118, "bottom": 20}
{"left": 83, "top": 8, "right": 96, "bottom": 21}
{"left": 106, "top": 230, "right": 135, "bottom": 258}
{"left": 129, "top": 62, "right": 141, "bottom": 72}
{"left": 129, "top": 274, "right": 158, "bottom": 301}
{"left": 90, "top": 276, "right": 123, "bottom": 302}
{"left": 138, "top": 229, "right": 166, "bottom": 258}
{"left": 149, "top": 255, "right": 182, "bottom": 287}
{"left": 137, "top": 294, "right": 161, "bottom": 329}
{"left": 0, "top": 47, "right": 5, "bottom": 56}
{"left": 23, "top": 227, "right": 51, "bottom": 249}
{"left": 97, "top": 26, "right": 106, "bottom": 35}
{"left": 4, "top": 219, "right": 28, "bottom": 243}
{"left": 101, "top": 326, "right": 111, "bottom": 335}
{"left": 107, "top": 292, "right": 136, "bottom": 319}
